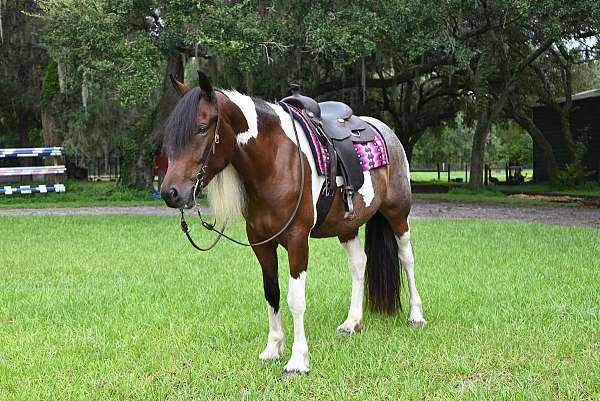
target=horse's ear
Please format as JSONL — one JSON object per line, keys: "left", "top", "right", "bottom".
{"left": 197, "top": 70, "right": 214, "bottom": 100}
{"left": 169, "top": 74, "right": 189, "bottom": 96}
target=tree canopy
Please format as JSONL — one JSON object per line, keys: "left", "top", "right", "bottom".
{"left": 2, "top": 0, "right": 599, "bottom": 188}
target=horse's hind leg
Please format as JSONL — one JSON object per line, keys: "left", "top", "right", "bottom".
{"left": 380, "top": 206, "right": 427, "bottom": 325}
{"left": 337, "top": 232, "right": 366, "bottom": 334}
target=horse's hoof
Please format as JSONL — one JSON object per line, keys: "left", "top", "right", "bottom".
{"left": 408, "top": 316, "right": 427, "bottom": 325}
{"left": 259, "top": 350, "right": 282, "bottom": 361}
{"left": 283, "top": 367, "right": 310, "bottom": 377}
{"left": 283, "top": 353, "right": 310, "bottom": 376}
{"left": 337, "top": 319, "right": 362, "bottom": 334}
{"left": 259, "top": 341, "right": 284, "bottom": 361}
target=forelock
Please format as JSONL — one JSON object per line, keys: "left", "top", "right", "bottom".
{"left": 164, "top": 87, "right": 202, "bottom": 156}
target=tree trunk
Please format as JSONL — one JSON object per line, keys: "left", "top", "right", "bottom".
{"left": 41, "top": 108, "right": 62, "bottom": 146}
{"left": 150, "top": 54, "right": 185, "bottom": 146}
{"left": 468, "top": 88, "right": 511, "bottom": 189}
{"left": 468, "top": 109, "right": 491, "bottom": 189}
{"left": 123, "top": 53, "right": 184, "bottom": 190}
{"left": 558, "top": 110, "right": 576, "bottom": 162}
{"left": 513, "top": 112, "right": 560, "bottom": 183}
{"left": 17, "top": 111, "right": 32, "bottom": 148}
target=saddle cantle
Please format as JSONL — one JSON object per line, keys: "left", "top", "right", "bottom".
{"left": 318, "top": 101, "right": 375, "bottom": 142}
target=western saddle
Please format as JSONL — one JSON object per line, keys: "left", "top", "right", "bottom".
{"left": 281, "top": 85, "right": 375, "bottom": 223}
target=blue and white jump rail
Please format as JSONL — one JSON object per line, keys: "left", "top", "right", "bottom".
{"left": 0, "top": 147, "right": 66, "bottom": 196}
{"left": 0, "top": 147, "right": 64, "bottom": 158}
{"left": 1, "top": 184, "right": 66, "bottom": 195}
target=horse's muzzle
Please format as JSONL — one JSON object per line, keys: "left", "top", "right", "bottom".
{"left": 161, "top": 185, "right": 192, "bottom": 209}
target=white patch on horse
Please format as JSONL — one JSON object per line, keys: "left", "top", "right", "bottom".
{"left": 396, "top": 230, "right": 427, "bottom": 325}
{"left": 223, "top": 90, "right": 258, "bottom": 145}
{"left": 284, "top": 271, "right": 310, "bottom": 374}
{"left": 204, "top": 164, "right": 246, "bottom": 223}
{"left": 338, "top": 236, "right": 366, "bottom": 334}
{"left": 268, "top": 103, "right": 325, "bottom": 227}
{"left": 259, "top": 303, "right": 285, "bottom": 360}
{"left": 358, "top": 171, "right": 374, "bottom": 207}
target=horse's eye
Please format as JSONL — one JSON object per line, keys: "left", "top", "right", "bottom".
{"left": 197, "top": 126, "right": 208, "bottom": 135}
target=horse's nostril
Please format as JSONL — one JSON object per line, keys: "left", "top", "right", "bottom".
{"left": 169, "top": 187, "right": 178, "bottom": 201}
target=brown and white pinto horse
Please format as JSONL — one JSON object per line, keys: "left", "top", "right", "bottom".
{"left": 161, "top": 72, "right": 426, "bottom": 375}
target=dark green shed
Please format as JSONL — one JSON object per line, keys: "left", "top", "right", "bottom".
{"left": 532, "top": 89, "right": 600, "bottom": 182}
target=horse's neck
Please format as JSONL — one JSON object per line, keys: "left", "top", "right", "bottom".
{"left": 231, "top": 132, "right": 284, "bottom": 192}
{"left": 221, "top": 91, "right": 292, "bottom": 201}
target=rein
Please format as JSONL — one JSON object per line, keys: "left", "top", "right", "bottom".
{"left": 179, "top": 100, "right": 305, "bottom": 250}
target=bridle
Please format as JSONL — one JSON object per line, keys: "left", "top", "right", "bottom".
{"left": 179, "top": 92, "right": 305, "bottom": 251}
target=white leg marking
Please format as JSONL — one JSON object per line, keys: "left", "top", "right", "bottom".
{"left": 337, "top": 236, "right": 366, "bottom": 334}
{"left": 269, "top": 104, "right": 325, "bottom": 227}
{"left": 358, "top": 171, "right": 375, "bottom": 207}
{"left": 283, "top": 271, "right": 310, "bottom": 374}
{"left": 223, "top": 90, "right": 258, "bottom": 145}
{"left": 259, "top": 303, "right": 285, "bottom": 360}
{"left": 396, "top": 230, "right": 427, "bottom": 325}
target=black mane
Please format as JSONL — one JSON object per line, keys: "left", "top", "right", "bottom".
{"left": 164, "top": 87, "right": 202, "bottom": 155}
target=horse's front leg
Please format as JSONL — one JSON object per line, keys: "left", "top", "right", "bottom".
{"left": 283, "top": 233, "right": 310, "bottom": 375}
{"left": 248, "top": 227, "right": 285, "bottom": 361}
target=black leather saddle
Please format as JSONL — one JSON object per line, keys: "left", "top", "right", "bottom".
{"left": 281, "top": 87, "right": 374, "bottom": 223}
{"left": 319, "top": 101, "right": 374, "bottom": 142}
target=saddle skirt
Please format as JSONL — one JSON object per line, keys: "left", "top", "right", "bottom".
{"left": 286, "top": 106, "right": 389, "bottom": 179}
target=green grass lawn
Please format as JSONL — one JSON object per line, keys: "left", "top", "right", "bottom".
{"left": 1, "top": 216, "right": 598, "bottom": 400}
{"left": 1, "top": 176, "right": 598, "bottom": 210}
{"left": 0, "top": 180, "right": 161, "bottom": 209}
{"left": 412, "top": 188, "right": 582, "bottom": 206}
{"left": 410, "top": 168, "right": 534, "bottom": 183}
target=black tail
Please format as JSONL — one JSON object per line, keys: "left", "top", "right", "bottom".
{"left": 364, "top": 211, "right": 402, "bottom": 314}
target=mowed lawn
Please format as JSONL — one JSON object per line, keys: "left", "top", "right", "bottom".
{"left": 0, "top": 215, "right": 599, "bottom": 400}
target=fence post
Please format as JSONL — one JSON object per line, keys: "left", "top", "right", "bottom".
{"left": 465, "top": 163, "right": 468, "bottom": 182}
{"left": 437, "top": 163, "right": 440, "bottom": 181}
{"left": 484, "top": 164, "right": 489, "bottom": 185}
{"left": 448, "top": 163, "right": 451, "bottom": 182}
{"left": 505, "top": 163, "right": 509, "bottom": 182}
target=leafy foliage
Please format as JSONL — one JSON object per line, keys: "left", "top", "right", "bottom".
{"left": 4, "top": 0, "right": 600, "bottom": 189}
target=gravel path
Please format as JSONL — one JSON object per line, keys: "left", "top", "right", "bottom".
{"left": 410, "top": 200, "right": 600, "bottom": 228}
{"left": 1, "top": 200, "right": 599, "bottom": 228}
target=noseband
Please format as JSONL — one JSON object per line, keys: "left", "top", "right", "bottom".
{"left": 179, "top": 96, "right": 305, "bottom": 251}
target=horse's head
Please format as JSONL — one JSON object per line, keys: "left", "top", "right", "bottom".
{"left": 161, "top": 72, "right": 237, "bottom": 209}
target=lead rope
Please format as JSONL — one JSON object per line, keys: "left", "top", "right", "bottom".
{"left": 180, "top": 102, "right": 305, "bottom": 249}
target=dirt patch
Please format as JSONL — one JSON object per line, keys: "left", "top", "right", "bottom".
{"left": 510, "top": 193, "right": 600, "bottom": 207}
{"left": 1, "top": 201, "right": 599, "bottom": 229}
{"left": 410, "top": 200, "right": 600, "bottom": 228}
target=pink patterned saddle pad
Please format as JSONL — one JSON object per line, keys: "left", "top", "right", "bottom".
{"left": 289, "top": 107, "right": 389, "bottom": 176}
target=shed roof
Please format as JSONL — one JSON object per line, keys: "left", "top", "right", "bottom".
{"left": 534, "top": 88, "right": 600, "bottom": 107}
{"left": 555, "top": 89, "right": 600, "bottom": 104}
